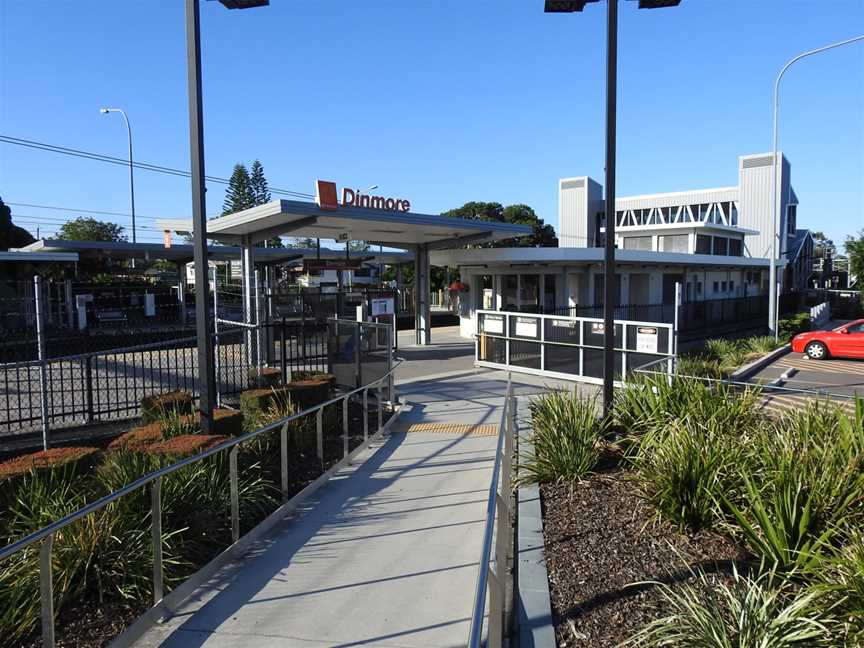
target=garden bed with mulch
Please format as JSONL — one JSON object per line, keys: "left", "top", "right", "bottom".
{"left": 541, "top": 469, "right": 750, "bottom": 648}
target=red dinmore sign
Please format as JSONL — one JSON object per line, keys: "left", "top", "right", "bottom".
{"left": 316, "top": 180, "right": 410, "bottom": 213}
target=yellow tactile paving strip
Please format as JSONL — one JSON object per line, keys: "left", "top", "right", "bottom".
{"left": 403, "top": 423, "right": 499, "bottom": 436}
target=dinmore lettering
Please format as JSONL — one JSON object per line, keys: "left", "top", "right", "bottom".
{"left": 342, "top": 188, "right": 410, "bottom": 212}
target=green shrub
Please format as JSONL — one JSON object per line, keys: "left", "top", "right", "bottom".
{"left": 520, "top": 391, "right": 607, "bottom": 484}
{"left": 812, "top": 531, "right": 864, "bottom": 645}
{"left": 745, "top": 335, "right": 784, "bottom": 356}
{"left": 615, "top": 375, "right": 762, "bottom": 440}
{"left": 624, "top": 567, "right": 833, "bottom": 647}
{"left": 676, "top": 354, "right": 724, "bottom": 379}
{"left": 140, "top": 390, "right": 193, "bottom": 423}
{"left": 634, "top": 419, "right": 742, "bottom": 530}
{"left": 721, "top": 474, "right": 844, "bottom": 575}
{"left": 779, "top": 312, "right": 811, "bottom": 341}
{"left": 248, "top": 366, "right": 281, "bottom": 389}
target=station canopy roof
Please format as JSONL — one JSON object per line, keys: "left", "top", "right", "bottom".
{"left": 0, "top": 250, "right": 79, "bottom": 263}
{"left": 157, "top": 199, "right": 532, "bottom": 250}
{"left": 13, "top": 239, "right": 412, "bottom": 265}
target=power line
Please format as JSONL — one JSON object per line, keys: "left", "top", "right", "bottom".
{"left": 7, "top": 202, "right": 219, "bottom": 222}
{"left": 0, "top": 135, "right": 316, "bottom": 199}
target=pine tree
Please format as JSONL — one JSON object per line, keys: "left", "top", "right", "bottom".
{"left": 249, "top": 160, "right": 271, "bottom": 206}
{"left": 223, "top": 164, "right": 255, "bottom": 215}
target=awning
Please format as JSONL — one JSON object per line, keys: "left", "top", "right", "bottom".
{"left": 158, "top": 199, "right": 532, "bottom": 249}
{"left": 13, "top": 239, "right": 413, "bottom": 265}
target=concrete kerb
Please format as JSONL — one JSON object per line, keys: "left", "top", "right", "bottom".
{"left": 729, "top": 344, "right": 790, "bottom": 382}
{"left": 515, "top": 400, "right": 556, "bottom": 648}
{"left": 109, "top": 399, "right": 406, "bottom": 648}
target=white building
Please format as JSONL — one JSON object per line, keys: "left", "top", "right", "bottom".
{"left": 433, "top": 153, "right": 813, "bottom": 338}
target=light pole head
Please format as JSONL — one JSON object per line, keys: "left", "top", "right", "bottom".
{"left": 628, "top": 0, "right": 682, "bottom": 7}
{"left": 99, "top": 108, "right": 111, "bottom": 114}
{"left": 213, "top": 0, "right": 269, "bottom": 8}
{"left": 367, "top": 185, "right": 379, "bottom": 192}
{"left": 544, "top": 0, "right": 599, "bottom": 12}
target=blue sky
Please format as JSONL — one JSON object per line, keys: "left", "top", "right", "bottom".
{"left": 1, "top": 0, "right": 862, "bottom": 249}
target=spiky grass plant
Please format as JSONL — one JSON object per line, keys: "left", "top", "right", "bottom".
{"left": 614, "top": 375, "right": 762, "bottom": 441}
{"left": 812, "top": 531, "right": 864, "bottom": 645}
{"left": 520, "top": 391, "right": 608, "bottom": 484}
{"left": 634, "top": 418, "right": 742, "bottom": 530}
{"left": 624, "top": 567, "right": 834, "bottom": 647}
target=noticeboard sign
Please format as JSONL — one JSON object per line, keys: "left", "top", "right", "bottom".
{"left": 515, "top": 317, "right": 538, "bottom": 338}
{"left": 371, "top": 297, "right": 395, "bottom": 317}
{"left": 483, "top": 315, "right": 504, "bottom": 335}
{"left": 635, "top": 326, "right": 659, "bottom": 353}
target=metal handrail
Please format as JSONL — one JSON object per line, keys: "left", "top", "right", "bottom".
{"left": 467, "top": 375, "right": 513, "bottom": 648}
{"left": 0, "top": 351, "right": 403, "bottom": 647}
{"left": 0, "top": 357, "right": 402, "bottom": 563}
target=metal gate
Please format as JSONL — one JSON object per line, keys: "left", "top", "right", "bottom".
{"left": 475, "top": 309, "right": 674, "bottom": 384}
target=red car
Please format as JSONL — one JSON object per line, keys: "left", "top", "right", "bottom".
{"left": 792, "top": 319, "right": 864, "bottom": 360}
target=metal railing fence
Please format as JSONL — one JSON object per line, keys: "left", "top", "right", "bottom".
{"left": 468, "top": 376, "right": 514, "bottom": 648}
{"left": 1, "top": 317, "right": 390, "bottom": 445}
{"left": 475, "top": 310, "right": 674, "bottom": 385}
{"left": 0, "top": 357, "right": 403, "bottom": 648}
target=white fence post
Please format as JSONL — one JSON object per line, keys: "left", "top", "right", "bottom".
{"left": 34, "top": 275, "right": 50, "bottom": 450}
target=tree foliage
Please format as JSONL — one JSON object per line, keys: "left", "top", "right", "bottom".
{"left": 222, "top": 164, "right": 255, "bottom": 216}
{"left": 845, "top": 230, "right": 864, "bottom": 297}
{"left": 223, "top": 161, "right": 283, "bottom": 247}
{"left": 57, "top": 217, "right": 126, "bottom": 242}
{"left": 0, "top": 197, "right": 35, "bottom": 250}
{"left": 441, "top": 201, "right": 557, "bottom": 248}
{"left": 249, "top": 160, "right": 270, "bottom": 206}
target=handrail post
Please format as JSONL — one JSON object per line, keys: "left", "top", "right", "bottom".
{"left": 229, "top": 446, "right": 239, "bottom": 544}
{"left": 316, "top": 407, "right": 324, "bottom": 466}
{"left": 84, "top": 355, "right": 94, "bottom": 423}
{"left": 39, "top": 532, "right": 55, "bottom": 648}
{"left": 487, "top": 566, "right": 503, "bottom": 648}
{"left": 280, "top": 422, "right": 289, "bottom": 500}
{"left": 363, "top": 388, "right": 369, "bottom": 443}
{"left": 151, "top": 476, "right": 163, "bottom": 604}
{"left": 342, "top": 395, "right": 350, "bottom": 459}
{"left": 377, "top": 385, "right": 383, "bottom": 434}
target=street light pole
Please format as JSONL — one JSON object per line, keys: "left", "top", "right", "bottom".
{"left": 769, "top": 33, "right": 864, "bottom": 340}
{"left": 185, "top": 0, "right": 216, "bottom": 433}
{"left": 99, "top": 107, "right": 136, "bottom": 268}
{"left": 184, "top": 0, "right": 269, "bottom": 432}
{"left": 601, "top": 0, "right": 618, "bottom": 419}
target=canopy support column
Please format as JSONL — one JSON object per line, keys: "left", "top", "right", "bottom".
{"left": 176, "top": 262, "right": 188, "bottom": 325}
{"left": 241, "top": 236, "right": 258, "bottom": 367}
{"left": 414, "top": 243, "right": 431, "bottom": 346}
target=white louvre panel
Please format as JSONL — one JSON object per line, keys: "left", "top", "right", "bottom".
{"left": 561, "top": 179, "right": 585, "bottom": 190}
{"left": 742, "top": 155, "right": 774, "bottom": 169}
{"left": 616, "top": 187, "right": 738, "bottom": 211}
{"left": 559, "top": 176, "right": 601, "bottom": 248}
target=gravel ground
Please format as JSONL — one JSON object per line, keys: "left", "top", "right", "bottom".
{"left": 541, "top": 470, "right": 748, "bottom": 647}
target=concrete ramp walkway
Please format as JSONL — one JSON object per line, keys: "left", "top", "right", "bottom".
{"left": 132, "top": 371, "right": 549, "bottom": 648}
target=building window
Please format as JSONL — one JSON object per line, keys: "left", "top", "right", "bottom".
{"left": 721, "top": 281, "right": 728, "bottom": 292}
{"left": 729, "top": 238, "right": 743, "bottom": 257}
{"left": 696, "top": 281, "right": 703, "bottom": 295}
{"left": 729, "top": 280, "right": 736, "bottom": 293}
{"left": 729, "top": 202, "right": 739, "bottom": 226}
{"left": 661, "top": 234, "right": 688, "bottom": 253}
{"left": 713, "top": 237, "right": 729, "bottom": 256}
{"left": 623, "top": 236, "right": 652, "bottom": 250}
{"left": 696, "top": 234, "right": 711, "bottom": 254}
{"left": 713, "top": 281, "right": 719, "bottom": 293}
